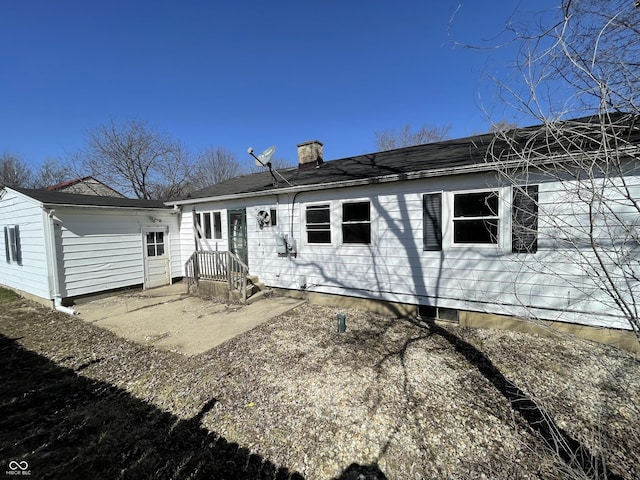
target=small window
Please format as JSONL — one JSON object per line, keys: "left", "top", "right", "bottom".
{"left": 194, "top": 213, "right": 202, "bottom": 236}
{"left": 342, "top": 201, "right": 371, "bottom": 244}
{"left": 306, "top": 204, "right": 331, "bottom": 244}
{"left": 453, "top": 191, "right": 499, "bottom": 244}
{"left": 203, "top": 213, "right": 212, "bottom": 239}
{"left": 270, "top": 208, "right": 277, "bottom": 226}
{"left": 146, "top": 231, "right": 165, "bottom": 257}
{"left": 213, "top": 212, "right": 222, "bottom": 239}
{"left": 4, "top": 225, "right": 22, "bottom": 265}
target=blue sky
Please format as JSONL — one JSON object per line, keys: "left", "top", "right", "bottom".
{"left": 1, "top": 0, "right": 560, "bottom": 170}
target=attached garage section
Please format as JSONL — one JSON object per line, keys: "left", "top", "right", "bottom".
{"left": 0, "top": 187, "right": 181, "bottom": 305}
{"left": 54, "top": 209, "right": 178, "bottom": 297}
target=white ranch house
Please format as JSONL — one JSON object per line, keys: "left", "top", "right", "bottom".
{"left": 2, "top": 114, "right": 639, "bottom": 346}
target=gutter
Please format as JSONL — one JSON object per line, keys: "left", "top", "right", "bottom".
{"left": 43, "top": 207, "right": 79, "bottom": 315}
{"left": 165, "top": 164, "right": 490, "bottom": 206}
{"left": 40, "top": 203, "right": 172, "bottom": 211}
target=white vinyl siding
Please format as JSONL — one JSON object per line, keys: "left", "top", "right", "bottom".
{"left": 218, "top": 173, "right": 640, "bottom": 331}
{"left": 0, "top": 191, "right": 50, "bottom": 299}
{"left": 54, "top": 209, "right": 179, "bottom": 298}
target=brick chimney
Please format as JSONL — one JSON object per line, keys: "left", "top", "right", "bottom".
{"left": 297, "top": 140, "right": 323, "bottom": 169}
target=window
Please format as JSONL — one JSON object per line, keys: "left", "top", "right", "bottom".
{"left": 146, "top": 231, "right": 165, "bottom": 257}
{"left": 270, "top": 208, "right": 277, "bottom": 226}
{"left": 306, "top": 204, "right": 331, "bottom": 243}
{"left": 195, "top": 213, "right": 202, "bottom": 235}
{"left": 512, "top": 185, "right": 538, "bottom": 253}
{"left": 213, "top": 212, "right": 222, "bottom": 239}
{"left": 342, "top": 201, "right": 371, "bottom": 244}
{"left": 203, "top": 213, "right": 212, "bottom": 239}
{"left": 195, "top": 212, "right": 222, "bottom": 240}
{"left": 423, "top": 193, "right": 442, "bottom": 251}
{"left": 4, "top": 225, "right": 22, "bottom": 265}
{"left": 453, "top": 191, "right": 499, "bottom": 244}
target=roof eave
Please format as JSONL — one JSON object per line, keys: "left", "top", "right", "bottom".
{"left": 166, "top": 143, "right": 640, "bottom": 207}
{"left": 165, "top": 161, "right": 501, "bottom": 206}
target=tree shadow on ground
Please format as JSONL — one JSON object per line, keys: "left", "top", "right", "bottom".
{"left": 415, "top": 318, "right": 625, "bottom": 480}
{"left": 1, "top": 333, "right": 392, "bottom": 480}
{"left": 0, "top": 333, "right": 304, "bottom": 479}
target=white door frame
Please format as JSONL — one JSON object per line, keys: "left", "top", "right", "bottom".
{"left": 142, "top": 226, "right": 171, "bottom": 289}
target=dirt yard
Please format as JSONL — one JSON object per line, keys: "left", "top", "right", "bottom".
{"left": 0, "top": 288, "right": 638, "bottom": 479}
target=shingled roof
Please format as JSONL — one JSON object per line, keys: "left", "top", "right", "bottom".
{"left": 10, "top": 187, "right": 170, "bottom": 209}
{"left": 173, "top": 113, "right": 640, "bottom": 204}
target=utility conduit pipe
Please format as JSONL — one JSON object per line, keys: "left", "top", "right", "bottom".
{"left": 54, "top": 295, "right": 79, "bottom": 315}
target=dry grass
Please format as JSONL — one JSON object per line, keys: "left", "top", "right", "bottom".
{"left": 0, "top": 290, "right": 638, "bottom": 479}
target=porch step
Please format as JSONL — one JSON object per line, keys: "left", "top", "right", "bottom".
{"left": 247, "top": 274, "right": 267, "bottom": 293}
{"left": 246, "top": 289, "right": 272, "bottom": 305}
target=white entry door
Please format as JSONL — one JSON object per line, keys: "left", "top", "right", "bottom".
{"left": 143, "top": 229, "right": 170, "bottom": 289}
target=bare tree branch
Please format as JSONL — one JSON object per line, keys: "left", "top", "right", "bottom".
{"left": 78, "top": 118, "right": 194, "bottom": 200}
{"left": 374, "top": 124, "right": 451, "bottom": 151}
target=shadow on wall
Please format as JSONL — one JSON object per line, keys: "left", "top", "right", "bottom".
{"left": 0, "top": 334, "right": 388, "bottom": 479}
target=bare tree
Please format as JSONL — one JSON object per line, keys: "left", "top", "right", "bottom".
{"left": 247, "top": 156, "right": 295, "bottom": 174}
{"left": 31, "top": 158, "right": 73, "bottom": 189}
{"left": 0, "top": 153, "right": 33, "bottom": 188}
{"left": 374, "top": 124, "right": 451, "bottom": 151}
{"left": 485, "top": 0, "right": 640, "bottom": 342}
{"left": 78, "top": 118, "right": 194, "bottom": 200}
{"left": 190, "top": 147, "right": 245, "bottom": 191}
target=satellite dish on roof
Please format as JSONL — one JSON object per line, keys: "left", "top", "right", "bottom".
{"left": 253, "top": 145, "right": 276, "bottom": 167}
{"left": 247, "top": 144, "right": 292, "bottom": 187}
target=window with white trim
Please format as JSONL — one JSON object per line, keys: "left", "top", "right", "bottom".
{"left": 146, "top": 231, "right": 165, "bottom": 257}
{"left": 196, "top": 212, "right": 223, "bottom": 240}
{"left": 453, "top": 190, "right": 499, "bottom": 244}
{"left": 213, "top": 212, "right": 222, "bottom": 239}
{"left": 306, "top": 204, "right": 331, "bottom": 244}
{"left": 342, "top": 201, "right": 371, "bottom": 244}
{"left": 4, "top": 225, "right": 22, "bottom": 265}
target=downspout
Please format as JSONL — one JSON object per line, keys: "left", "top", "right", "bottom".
{"left": 44, "top": 208, "right": 79, "bottom": 315}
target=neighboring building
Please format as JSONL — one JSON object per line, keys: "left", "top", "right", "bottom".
{"left": 47, "top": 176, "right": 126, "bottom": 198}
{"left": 0, "top": 187, "right": 180, "bottom": 310}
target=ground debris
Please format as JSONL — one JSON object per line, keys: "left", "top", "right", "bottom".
{"left": 0, "top": 297, "right": 638, "bottom": 479}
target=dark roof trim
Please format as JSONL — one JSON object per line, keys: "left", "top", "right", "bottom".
{"left": 9, "top": 187, "right": 171, "bottom": 209}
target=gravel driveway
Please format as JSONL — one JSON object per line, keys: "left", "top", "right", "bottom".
{"left": 1, "top": 290, "right": 638, "bottom": 479}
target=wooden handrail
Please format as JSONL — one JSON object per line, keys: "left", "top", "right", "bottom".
{"left": 185, "top": 250, "right": 249, "bottom": 302}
